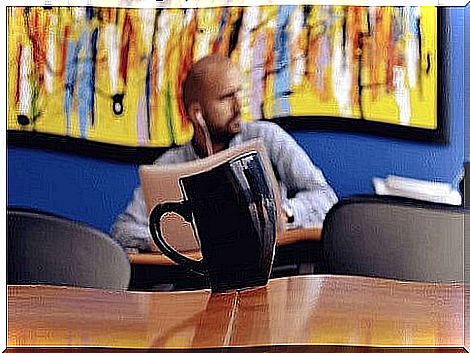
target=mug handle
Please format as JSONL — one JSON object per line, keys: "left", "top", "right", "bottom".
{"left": 149, "top": 201, "right": 206, "bottom": 276}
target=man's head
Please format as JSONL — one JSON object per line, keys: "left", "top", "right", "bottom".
{"left": 182, "top": 54, "right": 242, "bottom": 146}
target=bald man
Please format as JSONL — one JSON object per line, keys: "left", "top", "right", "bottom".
{"left": 112, "top": 55, "right": 337, "bottom": 252}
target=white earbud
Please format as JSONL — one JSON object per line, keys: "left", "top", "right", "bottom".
{"left": 195, "top": 111, "right": 213, "bottom": 157}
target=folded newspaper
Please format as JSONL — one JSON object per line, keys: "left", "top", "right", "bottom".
{"left": 373, "top": 175, "right": 462, "bottom": 205}
{"left": 139, "top": 139, "right": 284, "bottom": 253}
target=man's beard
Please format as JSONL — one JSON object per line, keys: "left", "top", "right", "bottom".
{"left": 208, "top": 121, "right": 239, "bottom": 145}
{"left": 209, "top": 128, "right": 236, "bottom": 145}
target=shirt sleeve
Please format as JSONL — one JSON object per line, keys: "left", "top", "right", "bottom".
{"left": 261, "top": 123, "right": 338, "bottom": 229}
{"left": 110, "top": 149, "right": 186, "bottom": 252}
{"left": 110, "top": 186, "right": 156, "bottom": 252}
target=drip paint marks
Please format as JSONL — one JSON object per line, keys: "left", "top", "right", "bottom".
{"left": 7, "top": 6, "right": 437, "bottom": 147}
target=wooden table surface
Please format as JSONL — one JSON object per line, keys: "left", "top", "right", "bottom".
{"left": 128, "top": 227, "right": 322, "bottom": 266}
{"left": 8, "top": 275, "right": 464, "bottom": 349}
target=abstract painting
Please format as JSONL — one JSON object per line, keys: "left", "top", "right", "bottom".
{"left": 7, "top": 5, "right": 438, "bottom": 147}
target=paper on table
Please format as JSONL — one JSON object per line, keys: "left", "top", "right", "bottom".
{"left": 385, "top": 175, "right": 452, "bottom": 195}
{"left": 373, "top": 175, "right": 462, "bottom": 205}
{"left": 139, "top": 139, "right": 285, "bottom": 253}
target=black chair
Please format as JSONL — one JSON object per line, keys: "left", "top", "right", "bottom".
{"left": 8, "top": 208, "right": 131, "bottom": 290}
{"left": 462, "top": 162, "right": 469, "bottom": 206}
{"left": 322, "top": 196, "right": 466, "bottom": 283}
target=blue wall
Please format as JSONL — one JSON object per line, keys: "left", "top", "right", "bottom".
{"left": 7, "top": 7, "right": 465, "bottom": 234}
{"left": 7, "top": 148, "right": 140, "bottom": 233}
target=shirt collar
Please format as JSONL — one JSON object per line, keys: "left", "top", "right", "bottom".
{"left": 187, "top": 122, "right": 247, "bottom": 159}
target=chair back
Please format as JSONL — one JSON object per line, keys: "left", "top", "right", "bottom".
{"left": 8, "top": 208, "right": 131, "bottom": 290}
{"left": 322, "top": 196, "right": 465, "bottom": 283}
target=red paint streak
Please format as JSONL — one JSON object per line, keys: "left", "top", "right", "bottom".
{"left": 59, "top": 26, "right": 70, "bottom": 80}
{"left": 150, "top": 43, "right": 159, "bottom": 105}
{"left": 37, "top": 13, "right": 46, "bottom": 84}
{"left": 15, "top": 44, "right": 23, "bottom": 106}
{"left": 119, "top": 12, "right": 133, "bottom": 86}
{"left": 43, "top": 14, "right": 51, "bottom": 84}
{"left": 348, "top": 6, "right": 362, "bottom": 106}
{"left": 264, "top": 30, "right": 275, "bottom": 100}
{"left": 212, "top": 38, "right": 220, "bottom": 54}
{"left": 27, "top": 9, "right": 46, "bottom": 87}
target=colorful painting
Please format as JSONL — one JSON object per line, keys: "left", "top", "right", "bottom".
{"left": 7, "top": 6, "right": 438, "bottom": 147}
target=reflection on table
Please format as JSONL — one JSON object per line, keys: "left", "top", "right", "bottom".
{"left": 8, "top": 275, "right": 464, "bottom": 349}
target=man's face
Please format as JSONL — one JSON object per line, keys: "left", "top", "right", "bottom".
{"left": 198, "top": 63, "right": 242, "bottom": 144}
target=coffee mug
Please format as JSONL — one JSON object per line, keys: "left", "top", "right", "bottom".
{"left": 148, "top": 151, "right": 277, "bottom": 292}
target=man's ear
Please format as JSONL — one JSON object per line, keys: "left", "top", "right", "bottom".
{"left": 187, "top": 102, "right": 202, "bottom": 126}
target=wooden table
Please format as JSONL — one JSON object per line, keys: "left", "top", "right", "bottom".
{"left": 128, "top": 227, "right": 322, "bottom": 266}
{"left": 7, "top": 275, "right": 465, "bottom": 349}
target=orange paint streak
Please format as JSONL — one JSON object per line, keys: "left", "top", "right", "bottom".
{"left": 103, "top": 8, "right": 117, "bottom": 24}
{"left": 177, "top": 17, "right": 197, "bottom": 128}
{"left": 102, "top": 8, "right": 111, "bottom": 22}
{"left": 385, "top": 10, "right": 395, "bottom": 93}
{"left": 306, "top": 32, "right": 319, "bottom": 95}
{"left": 264, "top": 29, "right": 275, "bottom": 98}
{"left": 370, "top": 8, "right": 386, "bottom": 101}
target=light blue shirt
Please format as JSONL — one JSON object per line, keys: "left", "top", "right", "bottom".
{"left": 111, "top": 121, "right": 338, "bottom": 251}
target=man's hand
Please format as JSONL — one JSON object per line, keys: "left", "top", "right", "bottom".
{"left": 277, "top": 210, "right": 288, "bottom": 231}
{"left": 281, "top": 211, "right": 288, "bottom": 225}
{"left": 281, "top": 204, "right": 296, "bottom": 230}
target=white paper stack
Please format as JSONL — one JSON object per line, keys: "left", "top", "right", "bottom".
{"left": 373, "top": 175, "right": 462, "bottom": 206}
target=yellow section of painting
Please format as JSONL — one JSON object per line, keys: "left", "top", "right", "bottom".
{"left": 7, "top": 6, "right": 437, "bottom": 147}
